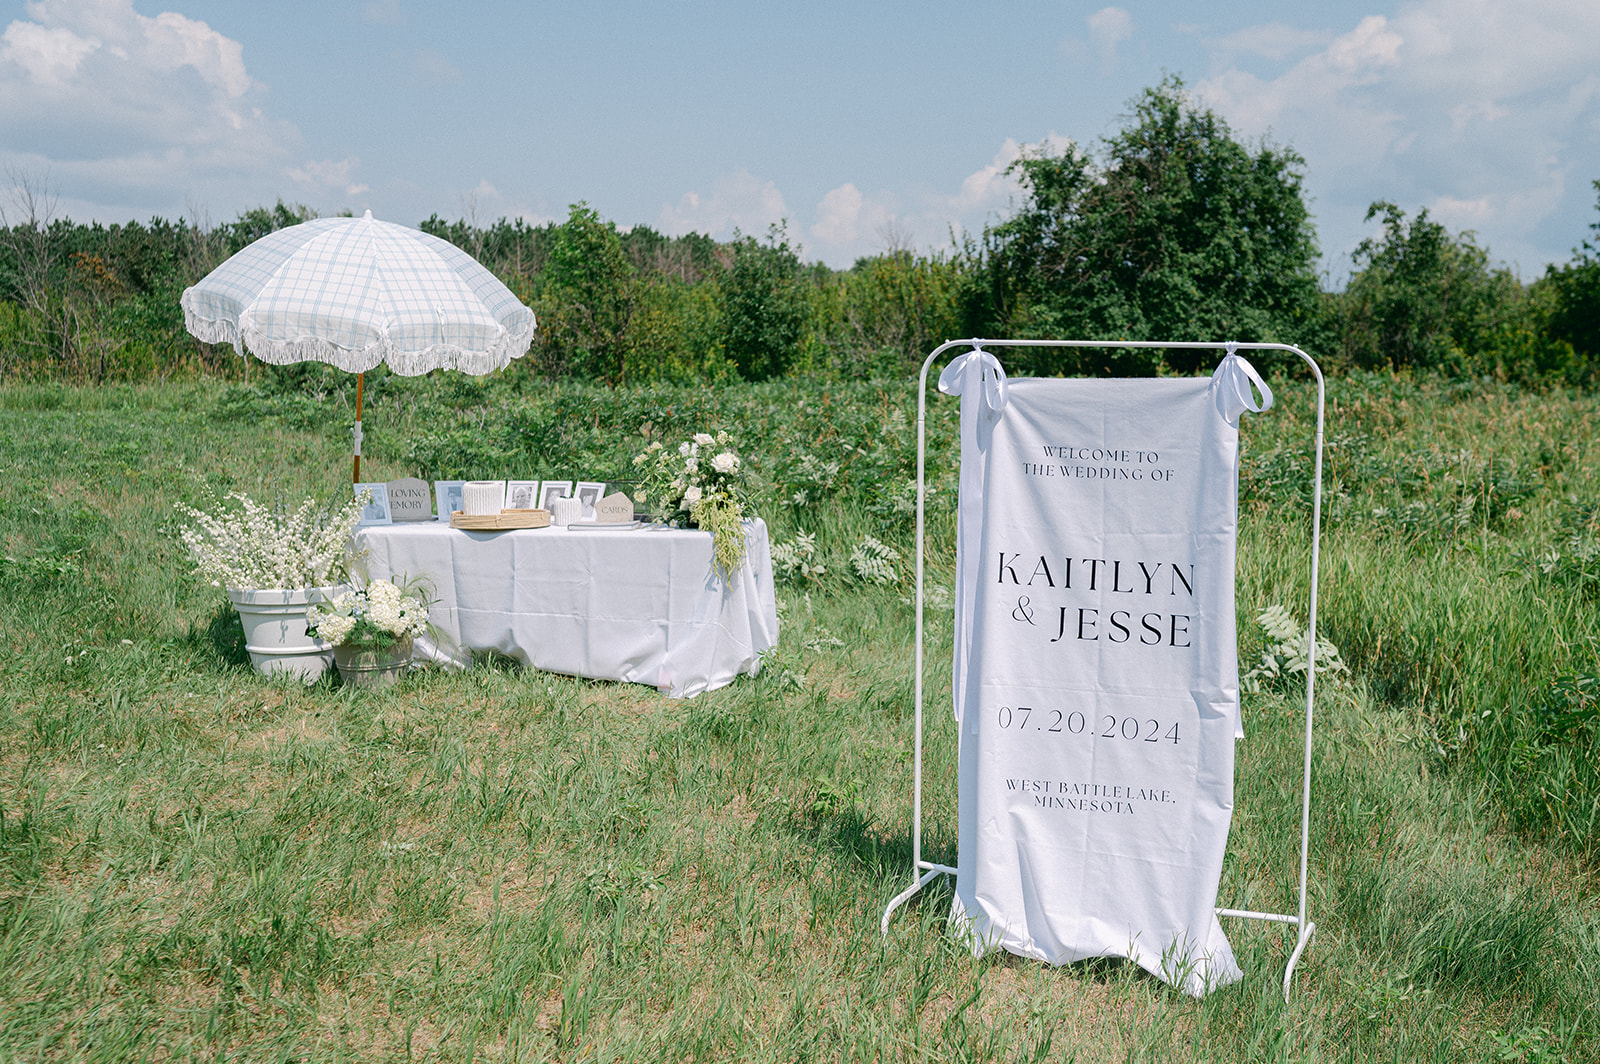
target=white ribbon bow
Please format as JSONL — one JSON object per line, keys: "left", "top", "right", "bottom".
{"left": 1211, "top": 341, "right": 1272, "bottom": 425}
{"left": 938, "top": 345, "right": 1008, "bottom": 413}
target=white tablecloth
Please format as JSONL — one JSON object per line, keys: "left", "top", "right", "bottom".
{"left": 354, "top": 520, "right": 779, "bottom": 698}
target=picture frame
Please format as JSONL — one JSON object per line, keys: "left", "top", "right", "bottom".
{"left": 354, "top": 482, "right": 392, "bottom": 526}
{"left": 538, "top": 480, "right": 573, "bottom": 511}
{"left": 506, "top": 480, "right": 541, "bottom": 510}
{"left": 575, "top": 481, "right": 607, "bottom": 519}
{"left": 434, "top": 480, "right": 465, "bottom": 521}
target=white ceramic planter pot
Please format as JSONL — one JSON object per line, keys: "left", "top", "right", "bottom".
{"left": 227, "top": 585, "right": 347, "bottom": 682}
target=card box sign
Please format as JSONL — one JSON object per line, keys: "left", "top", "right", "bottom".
{"left": 595, "top": 491, "right": 634, "bottom": 524}
{"left": 386, "top": 478, "right": 432, "bottom": 522}
{"left": 943, "top": 352, "right": 1270, "bottom": 997}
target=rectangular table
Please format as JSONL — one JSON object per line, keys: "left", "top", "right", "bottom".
{"left": 354, "top": 519, "right": 779, "bottom": 698}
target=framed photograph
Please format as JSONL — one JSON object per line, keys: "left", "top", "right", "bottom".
{"left": 354, "top": 482, "right": 392, "bottom": 526}
{"left": 434, "top": 480, "right": 465, "bottom": 520}
{"left": 506, "top": 480, "right": 541, "bottom": 510}
{"left": 575, "top": 481, "right": 606, "bottom": 519}
{"left": 538, "top": 480, "right": 573, "bottom": 511}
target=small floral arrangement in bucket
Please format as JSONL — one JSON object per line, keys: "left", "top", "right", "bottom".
{"left": 177, "top": 490, "right": 367, "bottom": 589}
{"left": 634, "top": 430, "right": 749, "bottom": 573}
{"left": 306, "top": 577, "right": 432, "bottom": 650}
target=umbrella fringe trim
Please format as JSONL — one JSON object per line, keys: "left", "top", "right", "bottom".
{"left": 238, "top": 332, "right": 533, "bottom": 377}
{"left": 183, "top": 309, "right": 537, "bottom": 377}
{"left": 183, "top": 307, "right": 245, "bottom": 354}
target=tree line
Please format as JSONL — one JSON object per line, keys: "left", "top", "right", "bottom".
{"left": 2, "top": 78, "right": 1596, "bottom": 385}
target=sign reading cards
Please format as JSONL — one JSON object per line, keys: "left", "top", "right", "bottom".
{"left": 943, "top": 352, "right": 1270, "bottom": 997}
{"left": 594, "top": 491, "right": 634, "bottom": 523}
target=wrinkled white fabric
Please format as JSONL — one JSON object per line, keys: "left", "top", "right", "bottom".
{"left": 355, "top": 520, "right": 778, "bottom": 698}
{"left": 947, "top": 358, "right": 1267, "bottom": 996}
{"left": 939, "top": 346, "right": 1008, "bottom": 723}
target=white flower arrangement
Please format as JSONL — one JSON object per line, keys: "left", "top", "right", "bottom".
{"left": 633, "top": 430, "right": 749, "bottom": 574}
{"left": 177, "top": 490, "right": 367, "bottom": 590}
{"left": 306, "top": 577, "right": 432, "bottom": 649}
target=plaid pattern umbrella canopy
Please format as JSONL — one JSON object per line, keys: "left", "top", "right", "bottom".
{"left": 181, "top": 210, "right": 535, "bottom": 376}
{"left": 181, "top": 210, "right": 536, "bottom": 479}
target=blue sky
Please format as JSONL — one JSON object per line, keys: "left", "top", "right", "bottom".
{"left": 2, "top": 0, "right": 1597, "bottom": 281}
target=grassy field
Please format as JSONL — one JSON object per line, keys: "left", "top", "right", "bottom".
{"left": 1, "top": 371, "right": 1597, "bottom": 1062}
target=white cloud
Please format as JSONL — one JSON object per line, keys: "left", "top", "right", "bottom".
{"left": 1206, "top": 22, "right": 1330, "bottom": 64}
{"left": 946, "top": 133, "right": 1074, "bottom": 218}
{"left": 806, "top": 181, "right": 905, "bottom": 262}
{"left": 409, "top": 48, "right": 460, "bottom": 85}
{"left": 2, "top": 20, "right": 100, "bottom": 86}
{"left": 1194, "top": 0, "right": 1600, "bottom": 272}
{"left": 361, "top": 0, "right": 403, "bottom": 26}
{"left": 788, "top": 134, "right": 1083, "bottom": 268}
{"left": 1087, "top": 6, "right": 1133, "bottom": 73}
{"left": 0, "top": 0, "right": 296, "bottom": 209}
{"left": 810, "top": 182, "right": 864, "bottom": 246}
{"left": 287, "top": 157, "right": 369, "bottom": 198}
{"left": 657, "top": 168, "right": 788, "bottom": 239}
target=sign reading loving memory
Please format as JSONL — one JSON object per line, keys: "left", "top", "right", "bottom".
{"left": 941, "top": 352, "right": 1269, "bottom": 997}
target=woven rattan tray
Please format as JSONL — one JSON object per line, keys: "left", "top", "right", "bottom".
{"left": 450, "top": 508, "right": 551, "bottom": 530}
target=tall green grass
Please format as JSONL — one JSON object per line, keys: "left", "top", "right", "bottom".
{"left": 0, "top": 374, "right": 1596, "bottom": 1061}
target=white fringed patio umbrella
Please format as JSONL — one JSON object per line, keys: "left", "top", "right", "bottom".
{"left": 181, "top": 209, "right": 536, "bottom": 481}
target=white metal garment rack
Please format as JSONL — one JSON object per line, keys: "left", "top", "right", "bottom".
{"left": 878, "top": 338, "right": 1326, "bottom": 1001}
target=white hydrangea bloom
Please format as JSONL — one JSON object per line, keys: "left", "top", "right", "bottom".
{"left": 317, "top": 614, "right": 357, "bottom": 645}
{"left": 364, "top": 581, "right": 403, "bottom": 634}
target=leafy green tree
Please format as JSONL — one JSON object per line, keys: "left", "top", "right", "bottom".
{"left": 1339, "top": 201, "right": 1561, "bottom": 379}
{"left": 968, "top": 76, "right": 1323, "bottom": 375}
{"left": 619, "top": 225, "right": 720, "bottom": 283}
{"left": 1534, "top": 179, "right": 1600, "bottom": 378}
{"left": 534, "top": 203, "right": 638, "bottom": 384}
{"left": 721, "top": 224, "right": 808, "bottom": 381}
{"left": 809, "top": 251, "right": 962, "bottom": 376}
{"left": 221, "top": 200, "right": 317, "bottom": 255}
{"left": 624, "top": 277, "right": 734, "bottom": 384}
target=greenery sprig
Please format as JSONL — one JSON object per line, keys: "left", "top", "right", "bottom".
{"left": 633, "top": 431, "right": 749, "bottom": 575}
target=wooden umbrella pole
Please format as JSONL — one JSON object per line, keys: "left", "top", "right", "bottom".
{"left": 353, "top": 372, "right": 364, "bottom": 484}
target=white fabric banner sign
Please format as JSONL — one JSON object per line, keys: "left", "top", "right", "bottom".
{"left": 943, "top": 350, "right": 1269, "bottom": 996}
